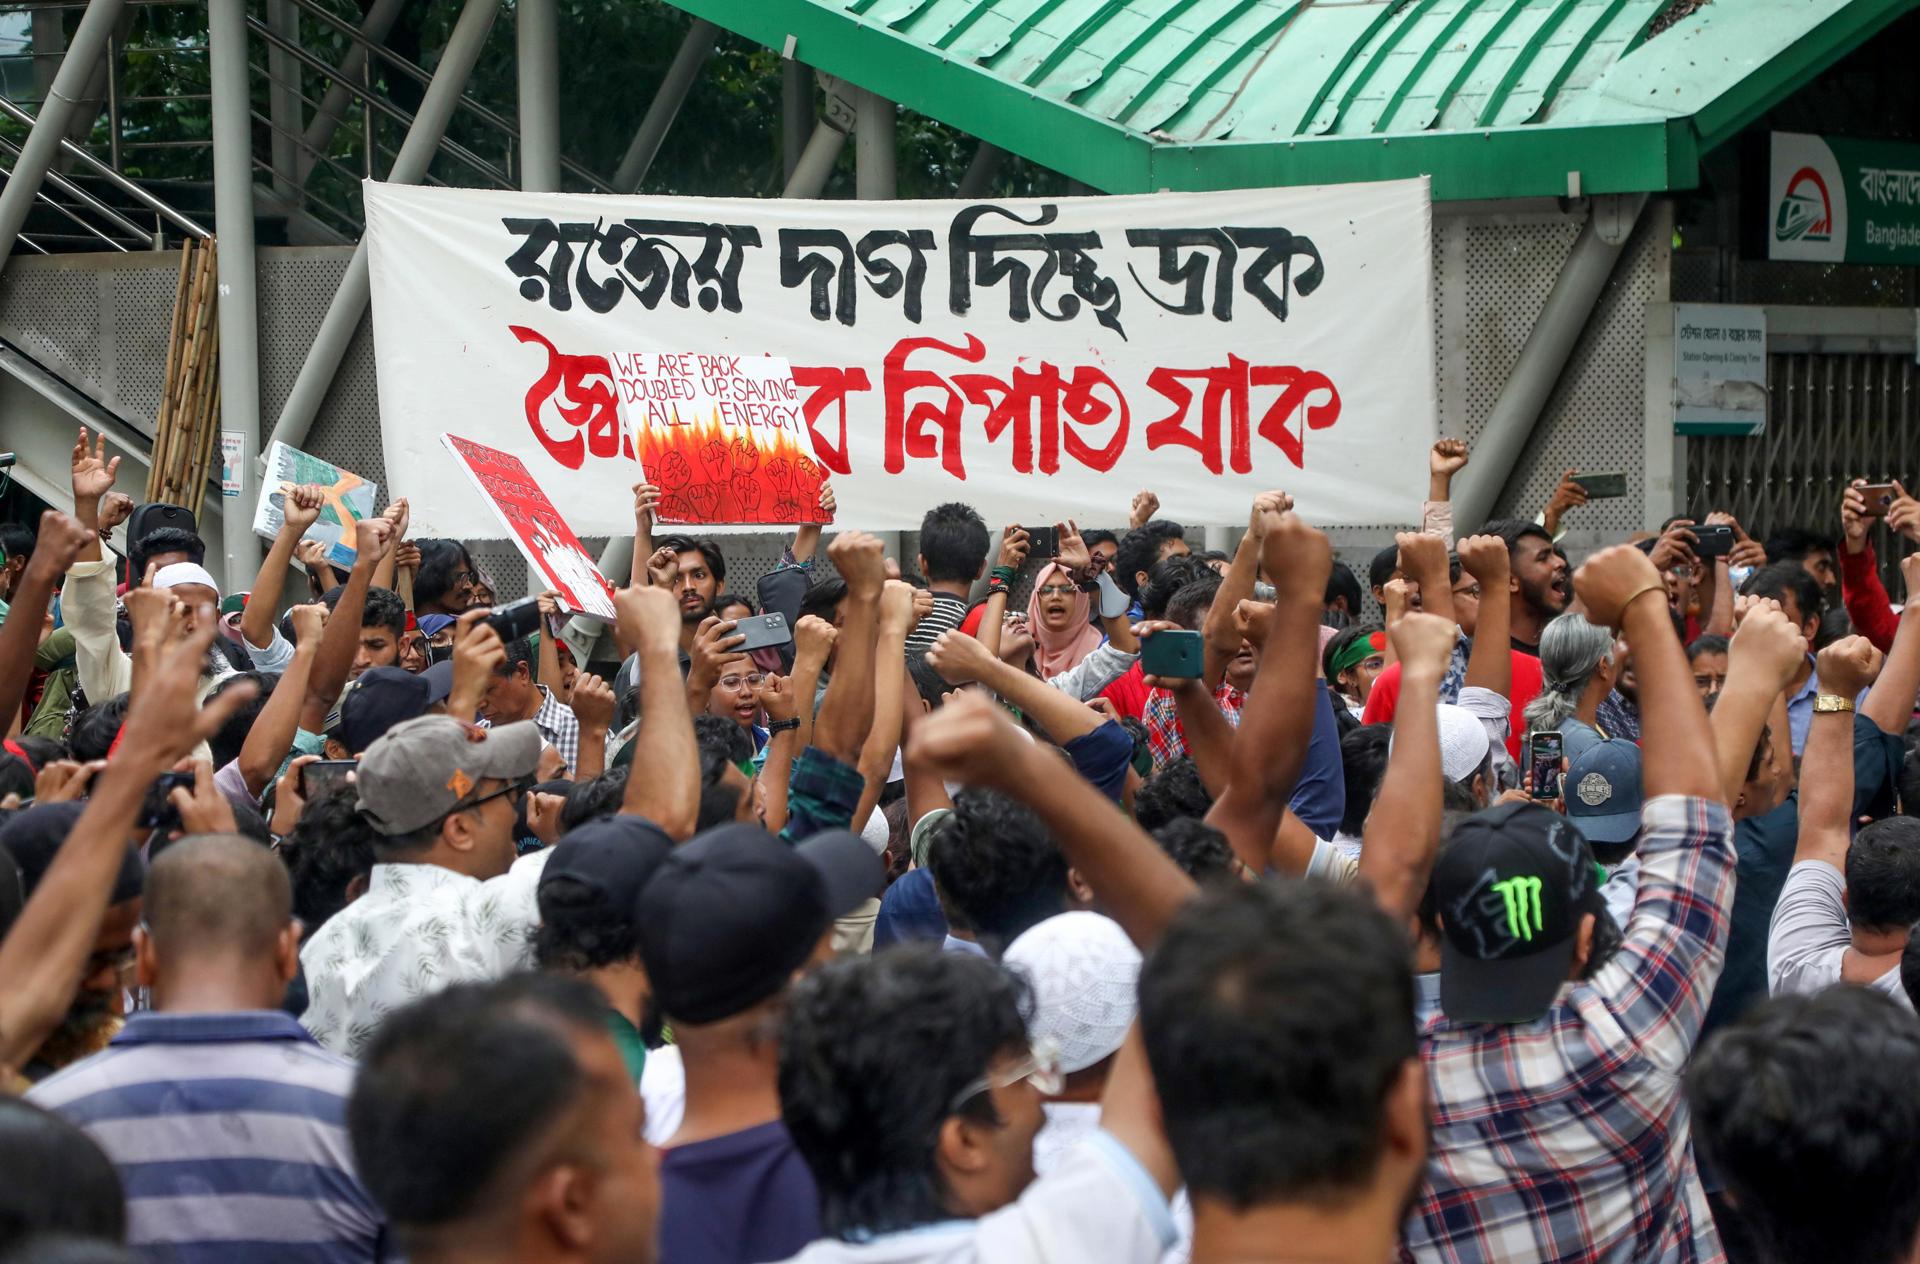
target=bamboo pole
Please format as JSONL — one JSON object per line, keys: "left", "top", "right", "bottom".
{"left": 148, "top": 241, "right": 194, "bottom": 501}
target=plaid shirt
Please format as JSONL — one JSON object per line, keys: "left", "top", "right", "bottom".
{"left": 532, "top": 684, "right": 580, "bottom": 776}
{"left": 1405, "top": 794, "right": 1734, "bottom": 1264}
{"left": 1142, "top": 682, "right": 1246, "bottom": 772}
{"left": 780, "top": 745, "right": 866, "bottom": 844}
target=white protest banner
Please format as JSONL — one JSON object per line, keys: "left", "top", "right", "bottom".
{"left": 442, "top": 434, "right": 618, "bottom": 620}
{"left": 252, "top": 440, "right": 377, "bottom": 567}
{"left": 365, "top": 180, "right": 1436, "bottom": 538}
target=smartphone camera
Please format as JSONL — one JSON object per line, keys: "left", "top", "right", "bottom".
{"left": 1528, "top": 733, "right": 1565, "bottom": 801}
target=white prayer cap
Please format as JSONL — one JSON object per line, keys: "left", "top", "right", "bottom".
{"left": 152, "top": 562, "right": 221, "bottom": 597}
{"left": 1004, "top": 912, "right": 1141, "bottom": 1075}
{"left": 1436, "top": 703, "right": 1491, "bottom": 782}
{"left": 1389, "top": 702, "right": 1495, "bottom": 784}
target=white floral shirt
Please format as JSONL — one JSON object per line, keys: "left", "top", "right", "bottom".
{"left": 299, "top": 851, "right": 552, "bottom": 1057}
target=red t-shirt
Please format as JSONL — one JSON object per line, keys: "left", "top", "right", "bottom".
{"left": 1360, "top": 650, "right": 1543, "bottom": 762}
{"left": 1100, "top": 660, "right": 1153, "bottom": 720}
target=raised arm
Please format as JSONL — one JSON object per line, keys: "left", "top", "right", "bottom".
{"left": 791, "top": 481, "right": 834, "bottom": 564}
{"left": 627, "top": 482, "right": 660, "bottom": 590}
{"left": 909, "top": 690, "right": 1198, "bottom": 948}
{"left": 615, "top": 585, "right": 699, "bottom": 838}
{"left": 1795, "top": 637, "right": 1884, "bottom": 870}
{"left": 535, "top": 593, "right": 569, "bottom": 697}
{"left": 568, "top": 673, "right": 616, "bottom": 781}
{"left": 1709, "top": 600, "right": 1807, "bottom": 808}
{"left": 242, "top": 483, "right": 323, "bottom": 654}
{"left": 0, "top": 514, "right": 90, "bottom": 730}
{"left": 973, "top": 525, "right": 1030, "bottom": 662}
{"left": 1052, "top": 520, "right": 1138, "bottom": 654}
{"left": 1540, "top": 470, "right": 1588, "bottom": 541}
{"left": 1396, "top": 530, "right": 1455, "bottom": 631}
{"left": 446, "top": 609, "right": 506, "bottom": 722}
{"left": 1577, "top": 544, "right": 1719, "bottom": 801}
{"left": 237, "top": 602, "right": 325, "bottom": 797}
{"left": 370, "top": 498, "right": 408, "bottom": 592}
{"left": 1426, "top": 438, "right": 1467, "bottom": 547}
{"left": 300, "top": 516, "right": 394, "bottom": 730}
{"left": 1203, "top": 511, "right": 1330, "bottom": 868}
{"left": 1862, "top": 553, "right": 1920, "bottom": 736}
{"left": 1358, "top": 611, "right": 1458, "bottom": 919}
{"left": 898, "top": 681, "right": 953, "bottom": 833}
{"left": 811, "top": 532, "right": 887, "bottom": 763}
{"left": 926, "top": 628, "right": 1105, "bottom": 747}
{"left": 0, "top": 611, "right": 255, "bottom": 1074}
{"left": 787, "top": 615, "right": 836, "bottom": 753}
{"left": 1457, "top": 534, "right": 1511, "bottom": 696}
{"left": 1202, "top": 492, "right": 1286, "bottom": 687}
{"left": 851, "top": 581, "right": 916, "bottom": 828}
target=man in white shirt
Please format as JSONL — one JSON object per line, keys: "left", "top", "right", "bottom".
{"left": 301, "top": 583, "right": 701, "bottom": 1057}
{"left": 299, "top": 713, "right": 545, "bottom": 1056}
{"left": 1769, "top": 633, "right": 1920, "bottom": 1009}
{"left": 778, "top": 945, "right": 1178, "bottom": 1264}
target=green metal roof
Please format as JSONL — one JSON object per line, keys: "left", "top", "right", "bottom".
{"left": 664, "top": 0, "right": 1919, "bottom": 198}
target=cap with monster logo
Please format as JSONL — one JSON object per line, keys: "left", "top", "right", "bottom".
{"left": 1431, "top": 801, "right": 1606, "bottom": 1024}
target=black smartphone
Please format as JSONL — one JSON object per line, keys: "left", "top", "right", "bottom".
{"left": 1023, "top": 526, "right": 1058, "bottom": 559}
{"left": 1858, "top": 483, "right": 1898, "bottom": 518}
{"left": 733, "top": 612, "right": 792, "bottom": 651}
{"left": 1140, "top": 629, "right": 1205, "bottom": 679}
{"left": 1574, "top": 471, "right": 1627, "bottom": 499}
{"left": 137, "top": 770, "right": 195, "bottom": 829}
{"left": 482, "top": 595, "right": 543, "bottom": 644}
{"left": 1528, "top": 732, "right": 1565, "bottom": 801}
{"left": 301, "top": 759, "right": 358, "bottom": 800}
{"left": 1692, "top": 523, "right": 1735, "bottom": 558}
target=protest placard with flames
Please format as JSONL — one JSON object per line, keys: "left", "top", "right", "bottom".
{"left": 622, "top": 351, "right": 831, "bottom": 526}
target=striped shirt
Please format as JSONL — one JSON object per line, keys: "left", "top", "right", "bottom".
{"left": 903, "top": 592, "right": 971, "bottom": 656}
{"left": 29, "top": 1010, "right": 389, "bottom": 1262}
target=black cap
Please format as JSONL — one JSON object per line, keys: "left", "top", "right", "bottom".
{"left": 1431, "top": 801, "right": 1602, "bottom": 1024}
{"left": 338, "top": 667, "right": 446, "bottom": 756}
{"left": 420, "top": 660, "right": 455, "bottom": 705}
{"left": 635, "top": 823, "right": 883, "bottom": 1025}
{"left": 1, "top": 802, "right": 143, "bottom": 904}
{"left": 538, "top": 816, "right": 675, "bottom": 928}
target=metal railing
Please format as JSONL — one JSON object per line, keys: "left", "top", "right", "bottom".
{"left": 0, "top": 0, "right": 621, "bottom": 255}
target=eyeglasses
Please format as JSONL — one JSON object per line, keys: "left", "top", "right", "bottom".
{"left": 1036, "top": 584, "right": 1077, "bottom": 598}
{"left": 461, "top": 776, "right": 532, "bottom": 815}
{"left": 719, "top": 674, "right": 766, "bottom": 691}
{"left": 1452, "top": 584, "right": 1482, "bottom": 600}
{"left": 1669, "top": 565, "right": 1696, "bottom": 580}
{"left": 946, "top": 1040, "right": 1064, "bottom": 1116}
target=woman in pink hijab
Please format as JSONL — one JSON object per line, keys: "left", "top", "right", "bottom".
{"left": 1025, "top": 562, "right": 1105, "bottom": 678}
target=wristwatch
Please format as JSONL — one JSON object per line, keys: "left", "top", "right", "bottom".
{"left": 767, "top": 717, "right": 801, "bottom": 734}
{"left": 1813, "top": 694, "right": 1855, "bottom": 715}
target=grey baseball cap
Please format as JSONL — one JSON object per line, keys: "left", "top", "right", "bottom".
{"left": 355, "top": 715, "right": 543, "bottom": 836}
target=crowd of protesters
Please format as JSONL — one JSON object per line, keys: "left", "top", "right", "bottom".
{"left": 0, "top": 424, "right": 1917, "bottom": 1264}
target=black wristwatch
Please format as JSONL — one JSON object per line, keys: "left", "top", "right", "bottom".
{"left": 768, "top": 717, "right": 801, "bottom": 734}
